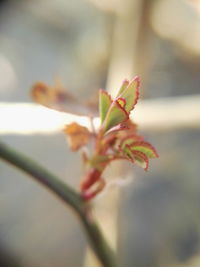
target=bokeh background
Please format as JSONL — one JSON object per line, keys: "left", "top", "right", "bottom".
{"left": 0, "top": 0, "right": 200, "bottom": 266}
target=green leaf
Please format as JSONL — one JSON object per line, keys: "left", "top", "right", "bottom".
{"left": 132, "top": 150, "right": 149, "bottom": 171}
{"left": 130, "top": 141, "right": 158, "bottom": 158}
{"left": 119, "top": 135, "right": 144, "bottom": 150}
{"left": 102, "top": 100, "right": 129, "bottom": 133}
{"left": 118, "top": 76, "right": 140, "bottom": 112}
{"left": 123, "top": 144, "right": 135, "bottom": 162}
{"left": 99, "top": 90, "right": 112, "bottom": 123}
{"left": 116, "top": 79, "right": 129, "bottom": 97}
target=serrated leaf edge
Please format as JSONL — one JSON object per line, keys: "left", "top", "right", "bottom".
{"left": 130, "top": 141, "right": 159, "bottom": 158}
{"left": 132, "top": 150, "right": 149, "bottom": 171}
{"left": 118, "top": 76, "right": 140, "bottom": 112}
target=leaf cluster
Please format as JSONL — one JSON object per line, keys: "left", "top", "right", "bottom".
{"left": 32, "top": 77, "right": 158, "bottom": 200}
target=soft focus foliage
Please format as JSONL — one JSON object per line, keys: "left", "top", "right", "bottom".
{"left": 65, "top": 77, "right": 158, "bottom": 200}
{"left": 1, "top": 0, "right": 200, "bottom": 265}
{"left": 64, "top": 123, "right": 91, "bottom": 151}
{"left": 32, "top": 81, "right": 98, "bottom": 116}
{"left": 32, "top": 77, "right": 158, "bottom": 200}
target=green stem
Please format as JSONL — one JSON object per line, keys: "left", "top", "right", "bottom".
{"left": 0, "top": 141, "right": 117, "bottom": 267}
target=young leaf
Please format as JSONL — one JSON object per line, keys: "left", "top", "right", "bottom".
{"left": 118, "top": 76, "right": 140, "bottom": 112}
{"left": 104, "top": 123, "right": 129, "bottom": 136}
{"left": 116, "top": 79, "right": 129, "bottom": 97}
{"left": 117, "top": 98, "right": 126, "bottom": 108}
{"left": 102, "top": 100, "right": 129, "bottom": 133}
{"left": 119, "top": 135, "right": 144, "bottom": 150}
{"left": 99, "top": 90, "right": 112, "bottom": 123}
{"left": 63, "top": 122, "right": 91, "bottom": 151}
{"left": 32, "top": 82, "right": 77, "bottom": 111}
{"left": 130, "top": 141, "right": 158, "bottom": 158}
{"left": 132, "top": 150, "right": 149, "bottom": 171}
{"left": 32, "top": 81, "right": 98, "bottom": 116}
{"left": 123, "top": 144, "right": 135, "bottom": 162}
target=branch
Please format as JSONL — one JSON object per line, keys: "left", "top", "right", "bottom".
{"left": 0, "top": 141, "right": 117, "bottom": 267}
{"left": 1, "top": 94, "right": 200, "bottom": 135}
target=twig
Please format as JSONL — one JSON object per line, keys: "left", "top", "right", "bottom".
{"left": 0, "top": 141, "right": 117, "bottom": 267}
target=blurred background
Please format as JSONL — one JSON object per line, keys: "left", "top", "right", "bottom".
{"left": 0, "top": 0, "right": 200, "bottom": 266}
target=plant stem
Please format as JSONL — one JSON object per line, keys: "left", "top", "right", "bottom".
{"left": 0, "top": 141, "right": 117, "bottom": 267}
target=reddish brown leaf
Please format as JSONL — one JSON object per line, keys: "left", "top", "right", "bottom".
{"left": 63, "top": 122, "right": 91, "bottom": 151}
{"left": 32, "top": 81, "right": 97, "bottom": 116}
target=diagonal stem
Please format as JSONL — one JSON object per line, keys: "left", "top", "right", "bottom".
{"left": 0, "top": 141, "right": 117, "bottom": 267}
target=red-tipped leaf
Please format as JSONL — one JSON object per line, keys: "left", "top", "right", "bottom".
{"left": 132, "top": 150, "right": 149, "bottom": 171}
{"left": 118, "top": 76, "right": 140, "bottom": 112}
{"left": 119, "top": 134, "right": 144, "bottom": 150}
{"left": 130, "top": 141, "right": 158, "bottom": 158}
{"left": 116, "top": 79, "right": 129, "bottom": 97}
{"left": 102, "top": 100, "right": 129, "bottom": 133}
